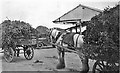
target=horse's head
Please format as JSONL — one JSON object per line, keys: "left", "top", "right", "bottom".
{"left": 47, "top": 28, "right": 58, "bottom": 43}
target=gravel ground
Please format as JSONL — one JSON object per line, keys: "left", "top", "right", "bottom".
{"left": 1, "top": 47, "right": 95, "bottom": 72}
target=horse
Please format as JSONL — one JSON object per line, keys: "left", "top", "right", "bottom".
{"left": 49, "top": 28, "right": 89, "bottom": 73}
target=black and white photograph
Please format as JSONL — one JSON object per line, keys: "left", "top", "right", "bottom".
{"left": 0, "top": 0, "right": 119, "bottom": 73}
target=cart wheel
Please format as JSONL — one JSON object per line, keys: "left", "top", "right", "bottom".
{"left": 4, "top": 46, "right": 14, "bottom": 63}
{"left": 92, "top": 60, "right": 119, "bottom": 73}
{"left": 24, "top": 46, "right": 34, "bottom": 60}
{"left": 38, "top": 43, "right": 43, "bottom": 47}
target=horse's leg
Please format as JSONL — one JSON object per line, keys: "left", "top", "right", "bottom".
{"left": 77, "top": 50, "right": 89, "bottom": 73}
{"left": 17, "top": 49, "right": 20, "bottom": 57}
{"left": 56, "top": 47, "right": 65, "bottom": 69}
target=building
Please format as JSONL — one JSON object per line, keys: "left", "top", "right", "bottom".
{"left": 53, "top": 4, "right": 102, "bottom": 33}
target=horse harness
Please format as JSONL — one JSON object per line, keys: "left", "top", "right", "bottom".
{"left": 75, "top": 34, "right": 80, "bottom": 47}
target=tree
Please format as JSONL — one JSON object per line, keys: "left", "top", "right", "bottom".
{"left": 83, "top": 5, "right": 119, "bottom": 62}
{"left": 2, "top": 20, "right": 36, "bottom": 49}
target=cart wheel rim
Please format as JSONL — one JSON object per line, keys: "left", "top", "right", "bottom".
{"left": 24, "top": 47, "right": 34, "bottom": 60}
{"left": 38, "top": 43, "right": 43, "bottom": 47}
{"left": 4, "top": 47, "right": 14, "bottom": 62}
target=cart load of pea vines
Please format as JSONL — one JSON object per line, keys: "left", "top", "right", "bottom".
{"left": 1, "top": 5, "right": 119, "bottom": 72}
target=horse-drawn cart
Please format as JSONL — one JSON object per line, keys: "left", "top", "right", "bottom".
{"left": 50, "top": 27, "right": 119, "bottom": 73}
{"left": 3, "top": 35, "right": 36, "bottom": 62}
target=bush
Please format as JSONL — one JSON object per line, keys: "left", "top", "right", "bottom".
{"left": 83, "top": 5, "right": 119, "bottom": 62}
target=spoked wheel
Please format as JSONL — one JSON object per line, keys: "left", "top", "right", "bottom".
{"left": 92, "top": 60, "right": 119, "bottom": 73}
{"left": 4, "top": 46, "right": 14, "bottom": 63}
{"left": 24, "top": 46, "right": 34, "bottom": 60}
{"left": 38, "top": 42, "right": 43, "bottom": 47}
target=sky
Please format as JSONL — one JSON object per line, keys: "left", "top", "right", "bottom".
{"left": 0, "top": 0, "right": 119, "bottom": 29}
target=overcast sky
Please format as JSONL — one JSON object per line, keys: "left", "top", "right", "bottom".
{"left": 0, "top": 0, "right": 119, "bottom": 29}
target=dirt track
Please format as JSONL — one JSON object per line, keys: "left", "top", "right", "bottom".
{"left": 1, "top": 47, "right": 95, "bottom": 72}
